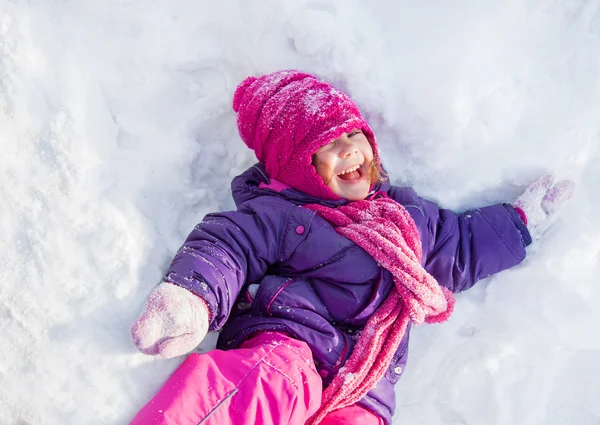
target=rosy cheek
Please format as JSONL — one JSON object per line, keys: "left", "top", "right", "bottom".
{"left": 314, "top": 162, "right": 334, "bottom": 184}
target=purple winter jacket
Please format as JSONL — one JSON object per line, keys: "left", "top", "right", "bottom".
{"left": 165, "top": 163, "right": 531, "bottom": 424}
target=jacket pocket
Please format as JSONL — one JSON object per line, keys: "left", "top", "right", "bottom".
{"left": 279, "top": 207, "right": 315, "bottom": 262}
{"left": 251, "top": 275, "right": 295, "bottom": 316}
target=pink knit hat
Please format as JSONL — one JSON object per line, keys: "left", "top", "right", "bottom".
{"left": 232, "top": 70, "right": 379, "bottom": 200}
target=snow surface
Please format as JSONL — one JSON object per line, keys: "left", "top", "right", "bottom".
{"left": 1, "top": 0, "right": 599, "bottom": 424}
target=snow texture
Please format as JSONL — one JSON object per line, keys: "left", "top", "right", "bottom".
{"left": 1, "top": 1, "right": 599, "bottom": 424}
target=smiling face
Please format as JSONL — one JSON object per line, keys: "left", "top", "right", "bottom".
{"left": 313, "top": 129, "right": 375, "bottom": 201}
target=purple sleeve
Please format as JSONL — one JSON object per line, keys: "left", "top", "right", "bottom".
{"left": 388, "top": 186, "right": 531, "bottom": 293}
{"left": 164, "top": 199, "right": 289, "bottom": 331}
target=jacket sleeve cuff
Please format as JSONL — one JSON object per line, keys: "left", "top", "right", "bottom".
{"left": 503, "top": 204, "right": 532, "bottom": 247}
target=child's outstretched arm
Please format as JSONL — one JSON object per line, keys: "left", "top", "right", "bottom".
{"left": 131, "top": 196, "right": 295, "bottom": 358}
{"left": 388, "top": 176, "right": 573, "bottom": 293}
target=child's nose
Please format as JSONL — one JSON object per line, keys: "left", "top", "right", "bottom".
{"left": 338, "top": 138, "right": 358, "bottom": 158}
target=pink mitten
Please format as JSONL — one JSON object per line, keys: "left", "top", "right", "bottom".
{"left": 514, "top": 174, "right": 576, "bottom": 240}
{"left": 131, "top": 282, "right": 210, "bottom": 359}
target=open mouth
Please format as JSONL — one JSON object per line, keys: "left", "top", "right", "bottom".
{"left": 336, "top": 163, "right": 364, "bottom": 182}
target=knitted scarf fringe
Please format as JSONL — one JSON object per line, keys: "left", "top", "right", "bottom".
{"left": 304, "top": 196, "right": 455, "bottom": 425}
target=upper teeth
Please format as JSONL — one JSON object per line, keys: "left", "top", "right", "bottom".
{"left": 338, "top": 165, "right": 361, "bottom": 175}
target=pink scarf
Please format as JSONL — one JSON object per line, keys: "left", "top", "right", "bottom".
{"left": 305, "top": 195, "right": 455, "bottom": 424}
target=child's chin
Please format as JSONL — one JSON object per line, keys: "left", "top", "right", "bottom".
{"left": 335, "top": 186, "right": 370, "bottom": 201}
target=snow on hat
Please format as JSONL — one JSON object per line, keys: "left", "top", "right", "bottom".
{"left": 232, "top": 70, "right": 379, "bottom": 200}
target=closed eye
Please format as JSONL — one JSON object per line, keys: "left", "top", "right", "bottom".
{"left": 317, "top": 141, "right": 336, "bottom": 151}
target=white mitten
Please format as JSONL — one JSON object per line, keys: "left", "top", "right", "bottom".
{"left": 514, "top": 174, "right": 576, "bottom": 240}
{"left": 131, "top": 282, "right": 210, "bottom": 359}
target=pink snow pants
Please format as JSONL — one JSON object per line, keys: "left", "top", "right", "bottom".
{"left": 130, "top": 332, "right": 384, "bottom": 425}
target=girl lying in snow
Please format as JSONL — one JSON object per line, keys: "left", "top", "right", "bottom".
{"left": 129, "top": 70, "right": 574, "bottom": 425}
